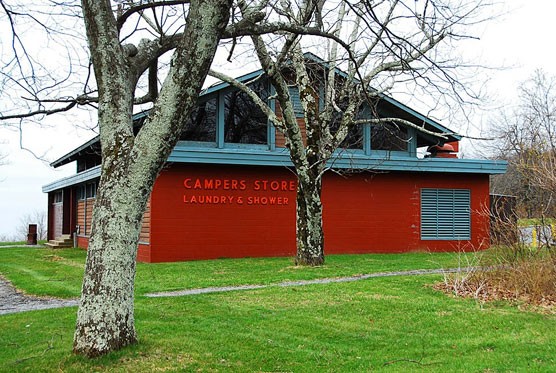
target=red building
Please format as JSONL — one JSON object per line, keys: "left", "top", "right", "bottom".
{"left": 42, "top": 68, "right": 506, "bottom": 262}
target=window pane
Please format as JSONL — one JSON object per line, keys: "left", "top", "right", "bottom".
{"left": 180, "top": 98, "right": 217, "bottom": 142}
{"left": 86, "top": 182, "right": 96, "bottom": 198}
{"left": 371, "top": 122, "right": 408, "bottom": 151}
{"left": 224, "top": 81, "right": 269, "bottom": 144}
{"left": 77, "top": 186, "right": 85, "bottom": 200}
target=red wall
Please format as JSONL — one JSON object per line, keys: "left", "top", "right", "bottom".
{"left": 145, "top": 163, "right": 490, "bottom": 262}
{"left": 149, "top": 164, "right": 297, "bottom": 262}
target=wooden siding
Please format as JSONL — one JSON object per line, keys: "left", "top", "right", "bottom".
{"left": 274, "top": 101, "right": 307, "bottom": 148}
{"left": 85, "top": 198, "right": 95, "bottom": 235}
{"left": 78, "top": 197, "right": 150, "bottom": 244}
{"left": 139, "top": 200, "right": 150, "bottom": 243}
{"left": 77, "top": 200, "right": 86, "bottom": 234}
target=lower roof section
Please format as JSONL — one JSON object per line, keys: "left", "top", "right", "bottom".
{"left": 42, "top": 165, "right": 101, "bottom": 193}
{"left": 42, "top": 145, "right": 506, "bottom": 193}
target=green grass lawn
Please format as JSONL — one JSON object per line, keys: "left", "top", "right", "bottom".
{"left": 0, "top": 245, "right": 482, "bottom": 298}
{"left": 0, "top": 241, "right": 26, "bottom": 246}
{"left": 0, "top": 246, "right": 554, "bottom": 372}
{"left": 0, "top": 276, "right": 554, "bottom": 372}
{"left": 518, "top": 217, "right": 556, "bottom": 227}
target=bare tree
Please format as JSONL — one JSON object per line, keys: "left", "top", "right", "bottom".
{"left": 490, "top": 70, "right": 556, "bottom": 218}
{"left": 16, "top": 210, "right": 47, "bottom": 240}
{"left": 0, "top": 0, "right": 492, "bottom": 356}
{"left": 0, "top": 0, "right": 331, "bottom": 358}
{"left": 213, "top": 0, "right": 489, "bottom": 265}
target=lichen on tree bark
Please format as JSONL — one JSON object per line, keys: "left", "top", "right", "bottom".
{"left": 73, "top": 0, "right": 232, "bottom": 357}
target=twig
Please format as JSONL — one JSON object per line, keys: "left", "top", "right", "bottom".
{"left": 12, "top": 334, "right": 60, "bottom": 365}
{"left": 383, "top": 358, "right": 439, "bottom": 367}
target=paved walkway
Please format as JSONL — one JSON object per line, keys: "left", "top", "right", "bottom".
{"left": 0, "top": 267, "right": 474, "bottom": 315}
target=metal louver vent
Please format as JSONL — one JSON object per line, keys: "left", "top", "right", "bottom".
{"left": 421, "top": 188, "right": 471, "bottom": 240}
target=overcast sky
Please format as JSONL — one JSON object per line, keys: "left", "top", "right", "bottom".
{"left": 1, "top": 1, "right": 556, "bottom": 239}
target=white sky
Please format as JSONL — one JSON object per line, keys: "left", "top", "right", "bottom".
{"left": 1, "top": 0, "right": 556, "bottom": 238}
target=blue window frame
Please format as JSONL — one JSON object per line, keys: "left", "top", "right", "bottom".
{"left": 421, "top": 188, "right": 471, "bottom": 240}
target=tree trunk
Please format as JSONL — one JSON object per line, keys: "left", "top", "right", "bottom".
{"left": 73, "top": 0, "right": 232, "bottom": 357}
{"left": 295, "top": 176, "right": 325, "bottom": 265}
{"left": 73, "top": 162, "right": 149, "bottom": 356}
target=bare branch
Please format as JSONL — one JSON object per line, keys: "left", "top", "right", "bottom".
{"left": 116, "top": 0, "right": 190, "bottom": 30}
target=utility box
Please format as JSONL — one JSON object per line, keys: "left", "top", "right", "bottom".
{"left": 26, "top": 224, "right": 38, "bottom": 245}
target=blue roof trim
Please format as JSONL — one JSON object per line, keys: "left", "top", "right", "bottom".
{"left": 167, "top": 143, "right": 506, "bottom": 174}
{"left": 201, "top": 70, "right": 265, "bottom": 97}
{"left": 42, "top": 165, "right": 101, "bottom": 192}
{"left": 42, "top": 147, "right": 506, "bottom": 192}
{"left": 49, "top": 135, "right": 99, "bottom": 167}
{"left": 379, "top": 94, "right": 460, "bottom": 140}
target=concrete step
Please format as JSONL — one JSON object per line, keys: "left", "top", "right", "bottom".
{"left": 45, "top": 237, "right": 74, "bottom": 249}
{"left": 45, "top": 243, "right": 73, "bottom": 249}
{"left": 53, "top": 238, "right": 73, "bottom": 244}
{"left": 60, "top": 234, "right": 72, "bottom": 240}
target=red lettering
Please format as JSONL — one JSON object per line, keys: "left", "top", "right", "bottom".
{"left": 281, "top": 181, "right": 288, "bottom": 191}
{"left": 253, "top": 196, "right": 260, "bottom": 204}
{"left": 190, "top": 195, "right": 197, "bottom": 204}
{"left": 289, "top": 181, "right": 296, "bottom": 191}
{"left": 220, "top": 196, "right": 226, "bottom": 203}
{"left": 183, "top": 195, "right": 188, "bottom": 203}
{"left": 262, "top": 180, "right": 268, "bottom": 190}
{"left": 194, "top": 179, "right": 202, "bottom": 189}
{"left": 277, "top": 197, "right": 283, "bottom": 204}
{"left": 240, "top": 180, "right": 247, "bottom": 190}
{"left": 261, "top": 197, "right": 268, "bottom": 205}
{"left": 215, "top": 180, "right": 222, "bottom": 189}
{"left": 270, "top": 181, "right": 279, "bottom": 191}
{"left": 284, "top": 197, "right": 289, "bottom": 204}
{"left": 228, "top": 196, "right": 234, "bottom": 203}
{"left": 184, "top": 179, "right": 192, "bottom": 188}
{"left": 269, "top": 197, "right": 276, "bottom": 204}
{"left": 204, "top": 179, "right": 214, "bottom": 189}
{"left": 231, "top": 180, "right": 238, "bottom": 190}
{"left": 254, "top": 181, "right": 260, "bottom": 190}
{"left": 237, "top": 196, "right": 243, "bottom": 204}
{"left": 224, "top": 179, "right": 230, "bottom": 190}
{"left": 206, "top": 195, "right": 212, "bottom": 203}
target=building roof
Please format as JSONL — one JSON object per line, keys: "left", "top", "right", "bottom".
{"left": 50, "top": 56, "right": 461, "bottom": 168}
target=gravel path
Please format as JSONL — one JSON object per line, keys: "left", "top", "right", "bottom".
{"left": 0, "top": 266, "right": 474, "bottom": 315}
{"left": 0, "top": 244, "right": 45, "bottom": 248}
{"left": 145, "top": 267, "right": 472, "bottom": 297}
{"left": 0, "top": 277, "right": 78, "bottom": 315}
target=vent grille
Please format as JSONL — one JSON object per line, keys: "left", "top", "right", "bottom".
{"left": 421, "top": 188, "right": 471, "bottom": 239}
